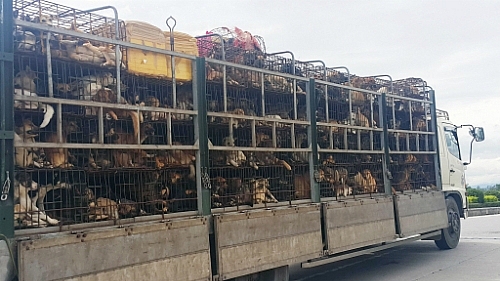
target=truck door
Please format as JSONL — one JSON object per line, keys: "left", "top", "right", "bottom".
{"left": 443, "top": 126, "right": 465, "bottom": 189}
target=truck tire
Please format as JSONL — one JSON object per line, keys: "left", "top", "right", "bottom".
{"left": 435, "top": 198, "right": 461, "bottom": 250}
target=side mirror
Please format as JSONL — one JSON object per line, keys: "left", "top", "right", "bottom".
{"left": 471, "top": 127, "right": 485, "bottom": 142}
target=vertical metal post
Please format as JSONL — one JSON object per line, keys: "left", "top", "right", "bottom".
{"left": 194, "top": 57, "right": 211, "bottom": 216}
{"left": 307, "top": 78, "right": 320, "bottom": 203}
{"left": 194, "top": 33, "right": 226, "bottom": 111}
{"left": 166, "top": 16, "right": 177, "bottom": 109}
{"left": 0, "top": 0, "right": 15, "bottom": 238}
{"left": 429, "top": 89, "right": 442, "bottom": 190}
{"left": 80, "top": 6, "right": 121, "bottom": 101}
{"left": 382, "top": 93, "right": 402, "bottom": 235}
{"left": 381, "top": 93, "right": 392, "bottom": 195}
{"left": 46, "top": 32, "right": 54, "bottom": 97}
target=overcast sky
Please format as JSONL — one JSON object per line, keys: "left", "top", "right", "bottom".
{"left": 52, "top": 0, "right": 499, "bottom": 187}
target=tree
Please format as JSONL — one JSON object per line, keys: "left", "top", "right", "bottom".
{"left": 467, "top": 187, "right": 484, "bottom": 203}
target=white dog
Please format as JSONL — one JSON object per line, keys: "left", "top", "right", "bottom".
{"left": 14, "top": 66, "right": 54, "bottom": 128}
{"left": 14, "top": 174, "right": 61, "bottom": 227}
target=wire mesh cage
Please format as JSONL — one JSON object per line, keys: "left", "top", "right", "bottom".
{"left": 13, "top": 0, "right": 126, "bottom": 69}
{"left": 196, "top": 27, "right": 266, "bottom": 64}
{"left": 317, "top": 152, "right": 385, "bottom": 200}
{"left": 10, "top": 0, "right": 444, "bottom": 233}
{"left": 205, "top": 59, "right": 313, "bottom": 210}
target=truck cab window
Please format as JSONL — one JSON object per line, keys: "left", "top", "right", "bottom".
{"left": 444, "top": 127, "right": 461, "bottom": 160}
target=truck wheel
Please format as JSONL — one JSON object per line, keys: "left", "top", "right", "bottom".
{"left": 435, "top": 198, "right": 461, "bottom": 250}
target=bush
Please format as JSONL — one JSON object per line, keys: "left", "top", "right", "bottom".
{"left": 469, "top": 201, "right": 500, "bottom": 208}
{"left": 484, "top": 195, "right": 498, "bottom": 202}
{"left": 467, "top": 196, "right": 479, "bottom": 203}
{"left": 467, "top": 188, "right": 484, "bottom": 203}
{"left": 485, "top": 190, "right": 500, "bottom": 199}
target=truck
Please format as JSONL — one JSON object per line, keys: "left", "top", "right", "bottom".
{"left": 0, "top": 0, "right": 484, "bottom": 280}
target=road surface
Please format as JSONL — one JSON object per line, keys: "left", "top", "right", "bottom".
{"left": 290, "top": 214, "right": 500, "bottom": 281}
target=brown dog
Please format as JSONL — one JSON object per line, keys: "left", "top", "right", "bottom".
{"left": 109, "top": 123, "right": 155, "bottom": 167}
{"left": 251, "top": 132, "right": 292, "bottom": 170}
{"left": 294, "top": 173, "right": 311, "bottom": 200}
{"left": 44, "top": 120, "right": 79, "bottom": 168}
{"left": 245, "top": 178, "right": 278, "bottom": 205}
{"left": 85, "top": 189, "right": 119, "bottom": 221}
{"left": 92, "top": 88, "right": 142, "bottom": 140}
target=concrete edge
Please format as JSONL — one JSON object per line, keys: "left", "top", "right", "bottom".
{"left": 468, "top": 207, "right": 500, "bottom": 217}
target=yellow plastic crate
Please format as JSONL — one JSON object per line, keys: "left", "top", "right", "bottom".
{"left": 124, "top": 21, "right": 170, "bottom": 78}
{"left": 123, "top": 21, "right": 196, "bottom": 81}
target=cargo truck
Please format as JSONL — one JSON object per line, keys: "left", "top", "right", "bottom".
{"left": 0, "top": 0, "right": 484, "bottom": 280}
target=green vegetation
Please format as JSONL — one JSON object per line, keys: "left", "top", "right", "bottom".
{"left": 467, "top": 196, "right": 479, "bottom": 203}
{"left": 467, "top": 184, "right": 500, "bottom": 208}
{"left": 484, "top": 195, "right": 499, "bottom": 203}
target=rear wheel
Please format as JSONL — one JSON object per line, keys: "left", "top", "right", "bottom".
{"left": 435, "top": 198, "right": 461, "bottom": 250}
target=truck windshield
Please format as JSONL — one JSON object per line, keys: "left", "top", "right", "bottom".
{"left": 444, "top": 127, "right": 461, "bottom": 160}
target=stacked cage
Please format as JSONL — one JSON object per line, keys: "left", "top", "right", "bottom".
{"left": 315, "top": 67, "right": 385, "bottom": 200}
{"left": 204, "top": 56, "right": 313, "bottom": 210}
{"left": 383, "top": 77, "right": 438, "bottom": 193}
{"left": 12, "top": 0, "right": 199, "bottom": 229}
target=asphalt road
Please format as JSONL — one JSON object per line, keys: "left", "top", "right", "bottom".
{"left": 290, "top": 214, "right": 500, "bottom": 281}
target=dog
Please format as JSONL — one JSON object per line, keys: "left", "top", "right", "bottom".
{"left": 294, "top": 173, "right": 311, "bottom": 200}
{"left": 142, "top": 96, "right": 166, "bottom": 121}
{"left": 413, "top": 117, "right": 427, "bottom": 131}
{"left": 241, "top": 178, "right": 278, "bottom": 205}
{"left": 82, "top": 42, "right": 120, "bottom": 67}
{"left": 155, "top": 143, "right": 196, "bottom": 179}
{"left": 14, "top": 119, "right": 48, "bottom": 168}
{"left": 70, "top": 72, "right": 115, "bottom": 101}
{"left": 321, "top": 167, "right": 352, "bottom": 197}
{"left": 32, "top": 181, "right": 73, "bottom": 213}
{"left": 350, "top": 107, "right": 371, "bottom": 128}
{"left": 218, "top": 108, "right": 245, "bottom": 128}
{"left": 353, "top": 169, "right": 377, "bottom": 194}
{"left": 85, "top": 189, "right": 120, "bottom": 221}
{"left": 13, "top": 11, "right": 36, "bottom": 52}
{"left": 392, "top": 167, "right": 413, "bottom": 192}
{"left": 13, "top": 26, "right": 36, "bottom": 51}
{"left": 209, "top": 136, "right": 247, "bottom": 167}
{"left": 92, "top": 88, "right": 142, "bottom": 140}
{"left": 249, "top": 133, "right": 292, "bottom": 171}
{"left": 44, "top": 120, "right": 79, "bottom": 168}
{"left": 108, "top": 123, "right": 155, "bottom": 167}
{"left": 172, "top": 92, "right": 194, "bottom": 121}
{"left": 211, "top": 176, "right": 229, "bottom": 207}
{"left": 56, "top": 39, "right": 120, "bottom": 68}
{"left": 14, "top": 66, "right": 54, "bottom": 128}
{"left": 14, "top": 173, "right": 60, "bottom": 227}
{"left": 117, "top": 198, "right": 146, "bottom": 218}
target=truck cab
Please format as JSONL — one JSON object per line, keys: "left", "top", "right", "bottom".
{"left": 436, "top": 109, "right": 484, "bottom": 217}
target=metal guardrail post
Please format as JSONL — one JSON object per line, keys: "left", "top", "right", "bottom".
{"left": 194, "top": 57, "right": 211, "bottom": 216}
{"left": 307, "top": 78, "right": 320, "bottom": 203}
{"left": 0, "top": 0, "right": 15, "bottom": 238}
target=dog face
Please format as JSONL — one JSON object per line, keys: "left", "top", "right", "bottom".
{"left": 99, "top": 72, "right": 115, "bottom": 86}
{"left": 141, "top": 123, "right": 155, "bottom": 137}
{"left": 92, "top": 88, "right": 115, "bottom": 103}
{"left": 16, "top": 119, "right": 39, "bottom": 138}
{"left": 64, "top": 120, "right": 79, "bottom": 134}
{"left": 15, "top": 173, "right": 38, "bottom": 191}
{"left": 37, "top": 14, "right": 57, "bottom": 26}
{"left": 222, "top": 136, "right": 236, "bottom": 147}
{"left": 362, "top": 169, "right": 373, "bottom": 179}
